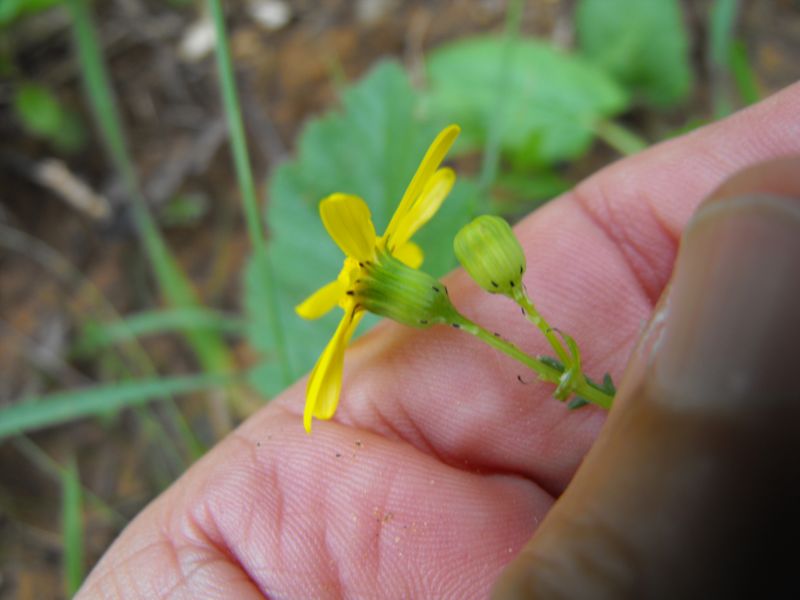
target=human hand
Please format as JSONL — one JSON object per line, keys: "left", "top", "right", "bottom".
{"left": 77, "top": 83, "right": 800, "bottom": 599}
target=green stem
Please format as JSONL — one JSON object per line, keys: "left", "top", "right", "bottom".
{"left": 207, "top": 0, "right": 293, "bottom": 386}
{"left": 581, "top": 378, "right": 615, "bottom": 409}
{"left": 62, "top": 456, "right": 84, "bottom": 596}
{"left": 449, "top": 314, "right": 614, "bottom": 410}
{"left": 208, "top": 0, "right": 264, "bottom": 253}
{"left": 13, "top": 436, "right": 126, "bottom": 526}
{"left": 594, "top": 120, "right": 648, "bottom": 156}
{"left": 451, "top": 314, "right": 562, "bottom": 383}
{"left": 512, "top": 288, "right": 571, "bottom": 366}
{"left": 474, "top": 0, "right": 524, "bottom": 213}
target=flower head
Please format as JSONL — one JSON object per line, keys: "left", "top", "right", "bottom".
{"left": 296, "top": 125, "right": 460, "bottom": 432}
{"left": 454, "top": 215, "right": 526, "bottom": 297}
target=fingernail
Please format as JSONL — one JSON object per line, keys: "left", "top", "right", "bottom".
{"left": 653, "top": 193, "right": 800, "bottom": 412}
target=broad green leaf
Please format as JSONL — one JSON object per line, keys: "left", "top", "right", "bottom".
{"left": 425, "top": 36, "right": 628, "bottom": 167}
{"left": 245, "top": 60, "right": 477, "bottom": 397}
{"left": 575, "top": 0, "right": 692, "bottom": 108}
{"left": 0, "top": 372, "right": 233, "bottom": 440}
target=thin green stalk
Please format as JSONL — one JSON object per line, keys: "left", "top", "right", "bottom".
{"left": 14, "top": 436, "right": 126, "bottom": 526}
{"left": 66, "top": 0, "right": 240, "bottom": 431}
{"left": 730, "top": 40, "right": 760, "bottom": 105}
{"left": 573, "top": 378, "right": 613, "bottom": 409}
{"left": 594, "top": 120, "right": 648, "bottom": 156}
{"left": 450, "top": 314, "right": 613, "bottom": 409}
{"left": 451, "top": 314, "right": 560, "bottom": 382}
{"left": 207, "top": 0, "right": 293, "bottom": 386}
{"left": 511, "top": 288, "right": 571, "bottom": 366}
{"left": 709, "top": 0, "right": 739, "bottom": 117}
{"left": 208, "top": 0, "right": 264, "bottom": 253}
{"left": 78, "top": 308, "right": 245, "bottom": 353}
{"left": 476, "top": 0, "right": 524, "bottom": 208}
{"left": 61, "top": 456, "right": 84, "bottom": 596}
{"left": 0, "top": 372, "right": 237, "bottom": 441}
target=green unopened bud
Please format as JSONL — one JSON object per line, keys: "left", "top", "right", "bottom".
{"left": 454, "top": 215, "right": 526, "bottom": 296}
{"left": 353, "top": 252, "right": 459, "bottom": 328}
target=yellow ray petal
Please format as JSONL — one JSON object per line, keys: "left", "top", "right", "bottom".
{"left": 393, "top": 240, "right": 424, "bottom": 269}
{"left": 320, "top": 194, "right": 377, "bottom": 262}
{"left": 295, "top": 279, "right": 343, "bottom": 319}
{"left": 389, "top": 167, "right": 455, "bottom": 250}
{"left": 303, "top": 309, "right": 364, "bottom": 433}
{"left": 384, "top": 124, "right": 460, "bottom": 241}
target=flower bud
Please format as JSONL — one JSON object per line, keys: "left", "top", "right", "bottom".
{"left": 454, "top": 215, "right": 526, "bottom": 296}
{"left": 353, "top": 253, "right": 458, "bottom": 328}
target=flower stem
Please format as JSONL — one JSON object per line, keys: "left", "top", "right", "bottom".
{"left": 511, "top": 288, "right": 571, "bottom": 365}
{"left": 449, "top": 313, "right": 614, "bottom": 410}
{"left": 451, "top": 314, "right": 561, "bottom": 383}
{"left": 579, "top": 378, "right": 615, "bottom": 410}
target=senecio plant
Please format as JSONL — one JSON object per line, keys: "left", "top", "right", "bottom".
{"left": 296, "top": 125, "right": 615, "bottom": 432}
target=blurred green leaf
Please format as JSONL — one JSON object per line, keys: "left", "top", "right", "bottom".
{"left": 709, "top": 0, "right": 739, "bottom": 70}
{"left": 567, "top": 397, "right": 589, "bottom": 410}
{"left": 75, "top": 308, "right": 245, "bottom": 355}
{"left": 14, "top": 83, "right": 85, "bottom": 151}
{"left": 707, "top": 0, "right": 760, "bottom": 112}
{"left": 576, "top": 0, "right": 692, "bottom": 108}
{"left": 0, "top": 0, "right": 59, "bottom": 26}
{"left": 158, "top": 193, "right": 209, "bottom": 227}
{"left": 492, "top": 169, "right": 571, "bottom": 213}
{"left": 729, "top": 40, "right": 760, "bottom": 105}
{"left": 425, "top": 36, "right": 628, "bottom": 167}
{"left": 709, "top": 0, "right": 738, "bottom": 116}
{"left": 602, "top": 372, "right": 616, "bottom": 395}
{"left": 0, "top": 372, "right": 234, "bottom": 440}
{"left": 61, "top": 457, "right": 84, "bottom": 596}
{"left": 245, "top": 60, "right": 477, "bottom": 397}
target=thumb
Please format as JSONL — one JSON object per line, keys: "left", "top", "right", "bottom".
{"left": 493, "top": 157, "right": 800, "bottom": 599}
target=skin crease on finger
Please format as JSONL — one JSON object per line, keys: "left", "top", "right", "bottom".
{"left": 76, "top": 82, "right": 800, "bottom": 599}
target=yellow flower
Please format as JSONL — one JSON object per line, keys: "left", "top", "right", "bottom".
{"left": 295, "top": 124, "right": 460, "bottom": 432}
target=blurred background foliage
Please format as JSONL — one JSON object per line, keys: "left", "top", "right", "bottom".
{"left": 0, "top": 0, "right": 797, "bottom": 596}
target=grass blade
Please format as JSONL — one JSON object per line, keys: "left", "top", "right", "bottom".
{"left": 14, "top": 436, "right": 126, "bottom": 526}
{"left": 729, "top": 40, "right": 760, "bottom": 105}
{"left": 0, "top": 372, "right": 235, "bottom": 441}
{"left": 207, "top": 0, "right": 293, "bottom": 385}
{"left": 207, "top": 0, "right": 264, "bottom": 252}
{"left": 76, "top": 308, "right": 245, "bottom": 353}
{"left": 476, "top": 0, "right": 524, "bottom": 202}
{"left": 62, "top": 456, "right": 84, "bottom": 596}
{"left": 65, "top": 0, "right": 241, "bottom": 428}
{"left": 708, "top": 0, "right": 759, "bottom": 112}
